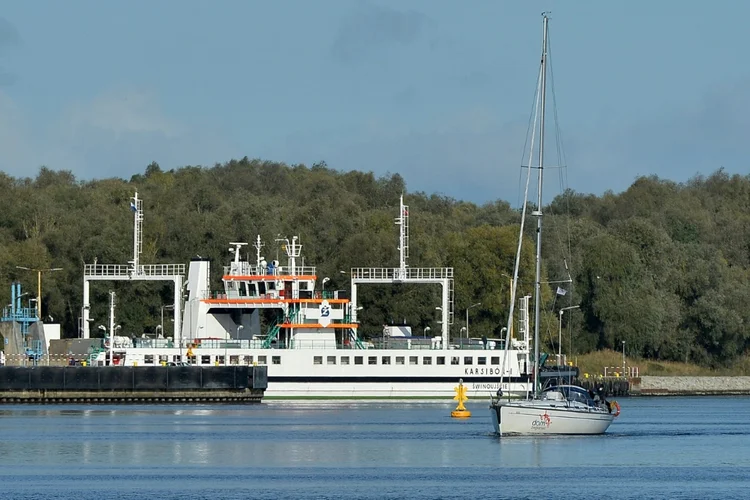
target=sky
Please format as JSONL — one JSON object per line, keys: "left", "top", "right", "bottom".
{"left": 1, "top": 0, "right": 749, "bottom": 205}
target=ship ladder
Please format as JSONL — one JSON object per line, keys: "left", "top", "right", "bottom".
{"left": 348, "top": 329, "right": 366, "bottom": 349}
{"left": 262, "top": 308, "right": 299, "bottom": 349}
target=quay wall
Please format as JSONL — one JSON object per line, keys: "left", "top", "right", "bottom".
{"left": 631, "top": 376, "right": 750, "bottom": 396}
{"left": 0, "top": 365, "right": 268, "bottom": 403}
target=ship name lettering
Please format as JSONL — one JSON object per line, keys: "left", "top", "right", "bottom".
{"left": 464, "top": 367, "right": 501, "bottom": 376}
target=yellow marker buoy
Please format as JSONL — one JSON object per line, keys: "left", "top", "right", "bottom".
{"left": 451, "top": 378, "right": 471, "bottom": 418}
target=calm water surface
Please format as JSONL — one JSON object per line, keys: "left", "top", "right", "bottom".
{"left": 0, "top": 396, "right": 748, "bottom": 499}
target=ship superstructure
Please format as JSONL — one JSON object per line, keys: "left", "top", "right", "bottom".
{"left": 84, "top": 192, "right": 533, "bottom": 399}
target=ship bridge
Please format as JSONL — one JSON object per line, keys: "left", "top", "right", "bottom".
{"left": 182, "top": 235, "right": 356, "bottom": 349}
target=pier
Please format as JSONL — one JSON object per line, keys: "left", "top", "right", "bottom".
{"left": 574, "top": 376, "right": 750, "bottom": 397}
{"left": 574, "top": 377, "right": 631, "bottom": 397}
{"left": 0, "top": 365, "right": 267, "bottom": 404}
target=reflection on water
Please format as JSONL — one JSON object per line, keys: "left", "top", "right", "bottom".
{"left": 1, "top": 398, "right": 749, "bottom": 498}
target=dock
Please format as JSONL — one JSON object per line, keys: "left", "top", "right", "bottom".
{"left": 575, "top": 377, "right": 631, "bottom": 397}
{"left": 0, "top": 365, "right": 267, "bottom": 403}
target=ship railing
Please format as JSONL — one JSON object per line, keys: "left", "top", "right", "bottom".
{"left": 134, "top": 338, "right": 175, "bottom": 348}
{"left": 351, "top": 267, "right": 454, "bottom": 280}
{"left": 84, "top": 263, "right": 186, "bottom": 277}
{"left": 204, "top": 291, "right": 346, "bottom": 302}
{"left": 223, "top": 264, "right": 317, "bottom": 277}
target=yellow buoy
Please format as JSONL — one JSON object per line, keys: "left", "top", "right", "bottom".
{"left": 451, "top": 378, "right": 471, "bottom": 418}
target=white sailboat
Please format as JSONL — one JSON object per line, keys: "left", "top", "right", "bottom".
{"left": 489, "top": 13, "right": 619, "bottom": 436}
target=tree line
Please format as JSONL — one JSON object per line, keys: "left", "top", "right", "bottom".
{"left": 0, "top": 159, "right": 748, "bottom": 367}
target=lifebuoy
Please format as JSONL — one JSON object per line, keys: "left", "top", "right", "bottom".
{"left": 610, "top": 401, "right": 621, "bottom": 417}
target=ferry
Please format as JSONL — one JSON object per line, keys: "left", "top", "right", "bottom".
{"left": 82, "top": 193, "right": 533, "bottom": 399}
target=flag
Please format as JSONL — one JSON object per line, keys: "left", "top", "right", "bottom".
{"left": 403, "top": 208, "right": 409, "bottom": 216}
{"left": 556, "top": 286, "right": 567, "bottom": 296}
{"left": 130, "top": 202, "right": 137, "bottom": 212}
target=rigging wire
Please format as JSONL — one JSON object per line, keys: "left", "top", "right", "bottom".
{"left": 500, "top": 58, "right": 544, "bottom": 389}
{"left": 516, "top": 67, "right": 546, "bottom": 211}
{"left": 542, "top": 30, "right": 580, "bottom": 361}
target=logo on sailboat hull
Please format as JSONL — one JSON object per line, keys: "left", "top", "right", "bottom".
{"left": 531, "top": 412, "right": 552, "bottom": 428}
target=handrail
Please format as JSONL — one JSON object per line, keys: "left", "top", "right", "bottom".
{"left": 84, "top": 263, "right": 185, "bottom": 277}
{"left": 351, "top": 267, "right": 453, "bottom": 280}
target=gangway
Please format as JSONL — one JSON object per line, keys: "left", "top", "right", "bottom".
{"left": 349, "top": 195, "right": 454, "bottom": 349}
{"left": 82, "top": 192, "right": 185, "bottom": 344}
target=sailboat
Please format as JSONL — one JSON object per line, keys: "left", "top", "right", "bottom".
{"left": 489, "top": 13, "right": 619, "bottom": 436}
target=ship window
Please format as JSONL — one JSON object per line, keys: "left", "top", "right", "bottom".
{"left": 451, "top": 357, "right": 459, "bottom": 365}
{"left": 272, "top": 356, "right": 281, "bottom": 365}
{"left": 355, "top": 356, "right": 363, "bottom": 365}
{"left": 491, "top": 357, "right": 500, "bottom": 365}
{"left": 258, "top": 356, "right": 267, "bottom": 365}
{"left": 314, "top": 356, "right": 322, "bottom": 365}
{"left": 218, "top": 356, "right": 225, "bottom": 365}
{"left": 368, "top": 356, "right": 377, "bottom": 365}
{"left": 144, "top": 355, "right": 154, "bottom": 365}
{"left": 327, "top": 356, "right": 336, "bottom": 365}
{"left": 382, "top": 356, "right": 391, "bottom": 365}
{"left": 201, "top": 355, "right": 210, "bottom": 365}
{"left": 341, "top": 356, "right": 350, "bottom": 365}
{"left": 437, "top": 357, "right": 446, "bottom": 365}
{"left": 423, "top": 357, "right": 432, "bottom": 365}
{"left": 478, "top": 357, "right": 487, "bottom": 365}
{"left": 409, "top": 356, "right": 418, "bottom": 365}
{"left": 244, "top": 355, "right": 253, "bottom": 364}
{"left": 159, "top": 355, "right": 168, "bottom": 364}
{"left": 173, "top": 355, "right": 182, "bottom": 363}
{"left": 395, "top": 356, "right": 405, "bottom": 365}
{"left": 464, "top": 357, "right": 473, "bottom": 365}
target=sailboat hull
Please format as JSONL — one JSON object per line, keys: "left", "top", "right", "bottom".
{"left": 490, "top": 400, "right": 614, "bottom": 436}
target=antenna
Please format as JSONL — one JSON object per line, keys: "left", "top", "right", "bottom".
{"left": 253, "top": 235, "right": 265, "bottom": 266}
{"left": 130, "top": 192, "right": 143, "bottom": 274}
{"left": 228, "top": 242, "right": 248, "bottom": 264}
{"left": 394, "top": 194, "right": 409, "bottom": 274}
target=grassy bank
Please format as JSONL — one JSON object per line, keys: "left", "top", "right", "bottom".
{"left": 571, "top": 350, "right": 750, "bottom": 377}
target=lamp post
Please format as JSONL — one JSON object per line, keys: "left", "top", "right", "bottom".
{"left": 466, "top": 302, "right": 481, "bottom": 346}
{"left": 321, "top": 277, "right": 330, "bottom": 298}
{"left": 622, "top": 340, "right": 626, "bottom": 378}
{"left": 16, "top": 266, "right": 62, "bottom": 320}
{"left": 229, "top": 325, "right": 243, "bottom": 366}
{"left": 558, "top": 305, "right": 580, "bottom": 362}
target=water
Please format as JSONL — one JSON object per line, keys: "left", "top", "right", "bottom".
{"left": 1, "top": 396, "right": 748, "bottom": 499}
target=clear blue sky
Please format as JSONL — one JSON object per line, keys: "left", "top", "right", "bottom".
{"left": 0, "top": 1, "right": 747, "bottom": 204}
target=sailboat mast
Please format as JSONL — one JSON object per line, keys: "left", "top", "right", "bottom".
{"left": 533, "top": 14, "right": 549, "bottom": 398}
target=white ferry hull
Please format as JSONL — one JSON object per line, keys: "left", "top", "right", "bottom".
{"left": 111, "top": 346, "right": 532, "bottom": 399}
{"left": 265, "top": 380, "right": 527, "bottom": 399}
{"left": 490, "top": 401, "right": 614, "bottom": 436}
